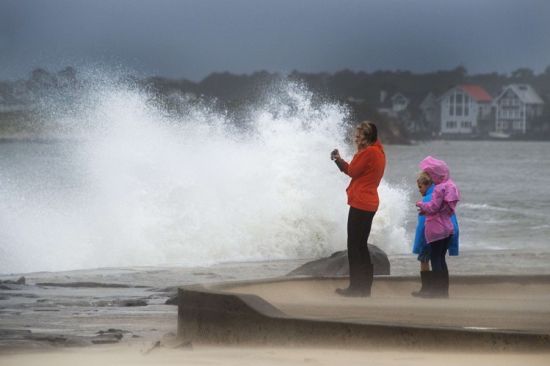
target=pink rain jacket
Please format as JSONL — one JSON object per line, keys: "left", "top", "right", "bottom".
{"left": 415, "top": 156, "right": 460, "bottom": 244}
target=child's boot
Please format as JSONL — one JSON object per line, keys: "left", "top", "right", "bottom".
{"left": 411, "top": 271, "right": 432, "bottom": 297}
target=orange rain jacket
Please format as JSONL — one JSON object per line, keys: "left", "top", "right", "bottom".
{"left": 337, "top": 140, "right": 386, "bottom": 212}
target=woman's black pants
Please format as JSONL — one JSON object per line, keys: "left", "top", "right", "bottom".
{"left": 347, "top": 207, "right": 375, "bottom": 290}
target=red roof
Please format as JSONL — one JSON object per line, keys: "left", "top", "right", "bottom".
{"left": 459, "top": 85, "right": 492, "bottom": 102}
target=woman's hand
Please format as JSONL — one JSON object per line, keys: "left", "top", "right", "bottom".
{"left": 330, "top": 149, "right": 340, "bottom": 161}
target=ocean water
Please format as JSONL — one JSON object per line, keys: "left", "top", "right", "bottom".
{"left": 384, "top": 140, "right": 550, "bottom": 253}
{"left": 0, "top": 80, "right": 549, "bottom": 276}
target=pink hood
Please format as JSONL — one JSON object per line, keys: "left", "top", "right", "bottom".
{"left": 419, "top": 156, "right": 460, "bottom": 203}
{"left": 420, "top": 156, "right": 449, "bottom": 184}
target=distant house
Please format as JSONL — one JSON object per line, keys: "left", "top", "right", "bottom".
{"left": 439, "top": 85, "right": 492, "bottom": 135}
{"left": 493, "top": 84, "right": 544, "bottom": 135}
{"left": 390, "top": 93, "right": 409, "bottom": 113}
{"left": 377, "top": 91, "right": 408, "bottom": 115}
{"left": 378, "top": 91, "right": 432, "bottom": 133}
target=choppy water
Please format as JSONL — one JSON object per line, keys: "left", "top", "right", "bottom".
{"left": 383, "top": 140, "right": 550, "bottom": 254}
{"left": 0, "top": 79, "right": 549, "bottom": 275}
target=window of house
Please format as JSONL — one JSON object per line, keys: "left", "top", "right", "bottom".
{"left": 446, "top": 121, "right": 457, "bottom": 129}
{"left": 456, "top": 93, "right": 464, "bottom": 116}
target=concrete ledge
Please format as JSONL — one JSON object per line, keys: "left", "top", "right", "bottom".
{"left": 177, "top": 275, "right": 550, "bottom": 351}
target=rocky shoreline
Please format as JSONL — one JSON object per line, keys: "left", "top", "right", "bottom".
{"left": 0, "top": 276, "right": 179, "bottom": 353}
{"left": 3, "top": 250, "right": 550, "bottom": 354}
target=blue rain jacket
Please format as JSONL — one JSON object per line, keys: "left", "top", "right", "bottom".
{"left": 412, "top": 184, "right": 459, "bottom": 256}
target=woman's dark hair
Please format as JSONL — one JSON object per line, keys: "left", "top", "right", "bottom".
{"left": 367, "top": 122, "right": 378, "bottom": 144}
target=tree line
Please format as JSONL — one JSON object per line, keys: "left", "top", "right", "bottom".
{"left": 2, "top": 66, "right": 550, "bottom": 142}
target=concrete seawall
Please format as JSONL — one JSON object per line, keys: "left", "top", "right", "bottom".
{"left": 177, "top": 275, "right": 550, "bottom": 351}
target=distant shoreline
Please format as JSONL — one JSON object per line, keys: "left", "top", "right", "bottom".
{"left": 2, "top": 135, "right": 549, "bottom": 145}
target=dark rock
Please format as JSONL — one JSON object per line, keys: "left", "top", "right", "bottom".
{"left": 36, "top": 282, "right": 133, "bottom": 288}
{"left": 91, "top": 337, "right": 121, "bottom": 344}
{"left": 34, "top": 309, "right": 60, "bottom": 312}
{"left": 5, "top": 292, "right": 39, "bottom": 298}
{"left": 0, "top": 329, "right": 32, "bottom": 337}
{"left": 96, "top": 329, "right": 126, "bottom": 340}
{"left": 165, "top": 296, "right": 178, "bottom": 305}
{"left": 91, "top": 329, "right": 126, "bottom": 344}
{"left": 149, "top": 286, "right": 178, "bottom": 293}
{"left": 0, "top": 282, "right": 28, "bottom": 291}
{"left": 287, "top": 244, "right": 390, "bottom": 277}
{"left": 93, "top": 298, "right": 148, "bottom": 307}
{"left": 0, "top": 329, "right": 112, "bottom": 350}
{"left": 0, "top": 276, "right": 25, "bottom": 285}
{"left": 119, "top": 299, "right": 148, "bottom": 307}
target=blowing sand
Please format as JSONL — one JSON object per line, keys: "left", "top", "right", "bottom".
{"left": 225, "top": 277, "right": 550, "bottom": 333}
{"left": 3, "top": 275, "right": 550, "bottom": 364}
{"left": 1, "top": 345, "right": 550, "bottom": 366}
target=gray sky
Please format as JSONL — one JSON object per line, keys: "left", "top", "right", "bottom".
{"left": 1, "top": 0, "right": 549, "bottom": 81}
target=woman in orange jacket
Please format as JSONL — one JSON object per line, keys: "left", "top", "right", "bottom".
{"left": 331, "top": 121, "right": 386, "bottom": 297}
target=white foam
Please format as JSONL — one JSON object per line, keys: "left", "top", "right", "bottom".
{"left": 461, "top": 203, "right": 512, "bottom": 212}
{"left": 0, "top": 78, "right": 409, "bottom": 273}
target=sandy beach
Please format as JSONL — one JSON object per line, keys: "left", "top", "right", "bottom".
{"left": 2, "top": 261, "right": 550, "bottom": 365}
{"left": 2, "top": 344, "right": 550, "bottom": 366}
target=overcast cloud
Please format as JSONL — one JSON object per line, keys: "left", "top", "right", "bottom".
{"left": 1, "top": 0, "right": 549, "bottom": 80}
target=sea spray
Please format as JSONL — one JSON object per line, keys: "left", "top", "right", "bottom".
{"left": 0, "top": 77, "right": 409, "bottom": 273}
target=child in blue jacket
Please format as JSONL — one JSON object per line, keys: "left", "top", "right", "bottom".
{"left": 412, "top": 172, "right": 459, "bottom": 297}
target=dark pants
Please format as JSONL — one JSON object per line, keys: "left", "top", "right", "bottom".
{"left": 347, "top": 207, "right": 375, "bottom": 289}
{"left": 430, "top": 236, "right": 450, "bottom": 272}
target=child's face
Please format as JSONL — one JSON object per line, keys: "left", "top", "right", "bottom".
{"left": 418, "top": 183, "right": 429, "bottom": 196}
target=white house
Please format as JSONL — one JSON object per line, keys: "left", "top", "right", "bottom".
{"left": 390, "top": 93, "right": 409, "bottom": 113}
{"left": 377, "top": 91, "right": 410, "bottom": 117}
{"left": 439, "top": 85, "right": 492, "bottom": 135}
{"left": 494, "top": 84, "right": 544, "bottom": 134}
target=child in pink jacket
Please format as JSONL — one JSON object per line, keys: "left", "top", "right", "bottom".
{"left": 415, "top": 156, "right": 460, "bottom": 298}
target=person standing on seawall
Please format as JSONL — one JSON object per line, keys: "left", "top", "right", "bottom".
{"left": 411, "top": 171, "right": 460, "bottom": 298}
{"left": 415, "top": 156, "right": 460, "bottom": 298}
{"left": 330, "top": 121, "right": 386, "bottom": 297}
